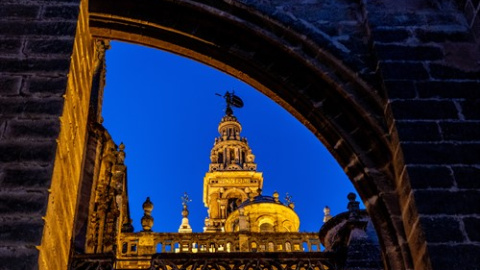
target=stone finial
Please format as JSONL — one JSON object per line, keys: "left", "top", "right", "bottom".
{"left": 273, "top": 191, "right": 279, "bottom": 202}
{"left": 182, "top": 204, "right": 189, "bottom": 218}
{"left": 179, "top": 193, "right": 193, "bottom": 233}
{"left": 141, "top": 197, "right": 154, "bottom": 231}
{"left": 117, "top": 143, "right": 126, "bottom": 164}
{"left": 181, "top": 192, "right": 191, "bottom": 218}
{"left": 347, "top": 193, "right": 360, "bottom": 219}
{"left": 323, "top": 206, "right": 332, "bottom": 223}
{"left": 93, "top": 39, "right": 110, "bottom": 71}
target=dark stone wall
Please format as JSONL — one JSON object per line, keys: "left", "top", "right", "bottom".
{"left": 0, "top": 1, "right": 79, "bottom": 269}
{"left": 0, "top": 0, "right": 479, "bottom": 269}
{"left": 364, "top": 1, "right": 480, "bottom": 270}
{"left": 237, "top": 1, "right": 480, "bottom": 269}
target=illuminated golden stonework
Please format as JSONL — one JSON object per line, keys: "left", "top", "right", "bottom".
{"left": 203, "top": 110, "right": 300, "bottom": 235}
{"left": 73, "top": 98, "right": 343, "bottom": 270}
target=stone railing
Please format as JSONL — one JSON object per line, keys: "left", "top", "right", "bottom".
{"left": 149, "top": 252, "right": 336, "bottom": 270}
{"left": 70, "top": 253, "right": 115, "bottom": 270}
{"left": 119, "top": 232, "right": 322, "bottom": 257}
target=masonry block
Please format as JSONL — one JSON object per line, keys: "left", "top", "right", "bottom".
{"left": 0, "top": 4, "right": 40, "bottom": 19}
{"left": 0, "top": 58, "right": 71, "bottom": 73}
{"left": 43, "top": 5, "right": 80, "bottom": 20}
{"left": 402, "top": 142, "right": 480, "bottom": 165}
{"left": 0, "top": 141, "right": 57, "bottom": 163}
{"left": 0, "top": 191, "right": 48, "bottom": 215}
{"left": 25, "top": 76, "right": 68, "bottom": 96}
{"left": 0, "top": 76, "right": 22, "bottom": 95}
{"left": 1, "top": 166, "right": 52, "bottom": 188}
{"left": 381, "top": 62, "right": 430, "bottom": 80}
{"left": 390, "top": 100, "right": 458, "bottom": 120}
{"left": 416, "top": 81, "right": 480, "bottom": 99}
{"left": 419, "top": 216, "right": 464, "bottom": 243}
{"left": 428, "top": 244, "right": 480, "bottom": 270}
{"left": 26, "top": 39, "right": 75, "bottom": 56}
{"left": 429, "top": 63, "right": 480, "bottom": 80}
{"left": 0, "top": 39, "right": 22, "bottom": 55}
{"left": 375, "top": 44, "right": 444, "bottom": 61}
{"left": 0, "top": 246, "right": 39, "bottom": 270}
{"left": 472, "top": 10, "right": 480, "bottom": 38}
{"left": 371, "top": 28, "right": 411, "bottom": 43}
{"left": 395, "top": 121, "right": 441, "bottom": 141}
{"left": 465, "top": 1, "right": 476, "bottom": 24}
{"left": 0, "top": 21, "right": 77, "bottom": 36}
{"left": 415, "top": 27, "right": 473, "bottom": 42}
{"left": 0, "top": 219, "right": 44, "bottom": 245}
{"left": 406, "top": 166, "right": 455, "bottom": 189}
{"left": 384, "top": 80, "right": 416, "bottom": 99}
{"left": 0, "top": 97, "right": 64, "bottom": 117}
{"left": 463, "top": 217, "right": 480, "bottom": 242}
{"left": 453, "top": 166, "right": 480, "bottom": 189}
{"left": 440, "top": 121, "right": 480, "bottom": 141}
{"left": 4, "top": 119, "right": 60, "bottom": 139}
{"left": 414, "top": 190, "right": 480, "bottom": 215}
{"left": 459, "top": 100, "right": 480, "bottom": 120}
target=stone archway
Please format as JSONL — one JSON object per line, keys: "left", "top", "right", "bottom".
{"left": 86, "top": 1, "right": 413, "bottom": 269}
{"left": 1, "top": 0, "right": 479, "bottom": 270}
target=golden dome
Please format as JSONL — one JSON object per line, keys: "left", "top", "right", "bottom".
{"left": 224, "top": 195, "right": 300, "bottom": 233}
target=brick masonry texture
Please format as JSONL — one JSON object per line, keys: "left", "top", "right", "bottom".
{"left": 0, "top": 0, "right": 84, "bottom": 269}
{"left": 0, "top": 0, "right": 479, "bottom": 270}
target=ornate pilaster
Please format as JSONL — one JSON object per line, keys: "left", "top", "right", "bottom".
{"left": 84, "top": 131, "right": 131, "bottom": 255}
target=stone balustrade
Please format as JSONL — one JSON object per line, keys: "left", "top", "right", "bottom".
{"left": 119, "top": 232, "right": 321, "bottom": 256}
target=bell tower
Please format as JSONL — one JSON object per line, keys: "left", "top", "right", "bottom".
{"left": 203, "top": 92, "right": 263, "bottom": 232}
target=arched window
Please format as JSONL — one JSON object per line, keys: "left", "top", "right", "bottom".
{"left": 268, "top": 242, "right": 274, "bottom": 251}
{"left": 156, "top": 243, "right": 163, "bottom": 253}
{"left": 259, "top": 223, "right": 274, "bottom": 232}
{"left": 251, "top": 241, "right": 257, "bottom": 251}
{"left": 285, "top": 242, "right": 292, "bottom": 252}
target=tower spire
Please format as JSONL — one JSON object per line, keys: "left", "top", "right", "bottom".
{"left": 202, "top": 92, "right": 263, "bottom": 232}
{"left": 209, "top": 93, "right": 255, "bottom": 172}
{"left": 178, "top": 192, "right": 193, "bottom": 233}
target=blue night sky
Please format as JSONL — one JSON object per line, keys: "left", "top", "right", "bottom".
{"left": 102, "top": 41, "right": 361, "bottom": 233}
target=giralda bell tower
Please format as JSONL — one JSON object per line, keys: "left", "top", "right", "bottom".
{"left": 203, "top": 92, "right": 263, "bottom": 232}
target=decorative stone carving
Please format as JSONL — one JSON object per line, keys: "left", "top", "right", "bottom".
{"left": 141, "top": 197, "right": 154, "bottom": 232}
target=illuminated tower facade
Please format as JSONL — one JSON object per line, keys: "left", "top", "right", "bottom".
{"left": 203, "top": 93, "right": 299, "bottom": 234}
{"left": 202, "top": 111, "right": 264, "bottom": 232}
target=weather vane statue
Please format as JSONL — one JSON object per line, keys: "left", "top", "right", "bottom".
{"left": 285, "top": 193, "right": 293, "bottom": 204}
{"left": 181, "top": 192, "right": 192, "bottom": 207}
{"left": 216, "top": 91, "right": 244, "bottom": 115}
